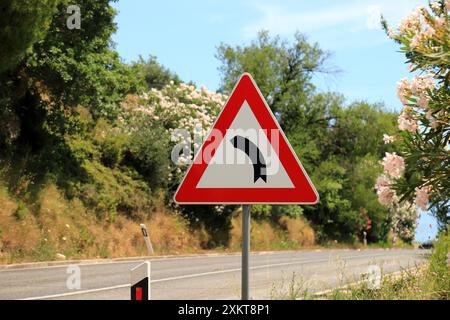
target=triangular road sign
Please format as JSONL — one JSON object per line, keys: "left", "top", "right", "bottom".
{"left": 174, "top": 73, "right": 319, "bottom": 204}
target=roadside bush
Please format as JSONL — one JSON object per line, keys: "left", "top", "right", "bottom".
{"left": 378, "top": 0, "right": 450, "bottom": 230}
{"left": 13, "top": 202, "right": 29, "bottom": 220}
{"left": 429, "top": 231, "right": 450, "bottom": 299}
{"left": 97, "top": 132, "right": 129, "bottom": 169}
{"left": 124, "top": 119, "right": 170, "bottom": 190}
{"left": 251, "top": 205, "right": 272, "bottom": 220}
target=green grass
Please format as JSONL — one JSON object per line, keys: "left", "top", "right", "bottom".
{"left": 326, "top": 231, "right": 449, "bottom": 300}
{"left": 272, "top": 231, "right": 449, "bottom": 300}
{"left": 270, "top": 272, "right": 314, "bottom": 300}
{"left": 12, "top": 201, "right": 29, "bottom": 220}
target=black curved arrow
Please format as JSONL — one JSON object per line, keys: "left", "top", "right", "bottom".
{"left": 230, "top": 136, "right": 267, "bottom": 183}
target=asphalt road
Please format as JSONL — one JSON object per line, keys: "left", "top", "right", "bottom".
{"left": 0, "top": 249, "right": 428, "bottom": 300}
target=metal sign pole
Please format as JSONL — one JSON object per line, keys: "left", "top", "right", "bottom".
{"left": 242, "top": 204, "right": 251, "bottom": 300}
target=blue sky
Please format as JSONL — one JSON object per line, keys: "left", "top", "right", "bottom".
{"left": 111, "top": 0, "right": 438, "bottom": 242}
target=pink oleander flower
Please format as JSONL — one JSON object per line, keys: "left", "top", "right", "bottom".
{"left": 431, "top": 2, "right": 441, "bottom": 12}
{"left": 409, "top": 75, "right": 435, "bottom": 99}
{"left": 423, "top": 26, "right": 435, "bottom": 38}
{"left": 396, "top": 78, "right": 409, "bottom": 105}
{"left": 410, "top": 34, "right": 422, "bottom": 49}
{"left": 377, "top": 186, "right": 396, "bottom": 206}
{"left": 446, "top": 0, "right": 450, "bottom": 10}
{"left": 396, "top": 76, "right": 435, "bottom": 109}
{"left": 383, "top": 134, "right": 395, "bottom": 144}
{"left": 374, "top": 175, "right": 396, "bottom": 206}
{"left": 387, "top": 27, "right": 397, "bottom": 39}
{"left": 375, "top": 177, "right": 394, "bottom": 204}
{"left": 409, "top": 25, "right": 438, "bottom": 49}
{"left": 416, "top": 95, "right": 430, "bottom": 109}
{"left": 375, "top": 175, "right": 396, "bottom": 206}
{"left": 415, "top": 186, "right": 432, "bottom": 211}
{"left": 398, "top": 109, "right": 418, "bottom": 132}
{"left": 382, "top": 152, "right": 405, "bottom": 178}
{"left": 426, "top": 110, "right": 439, "bottom": 129}
{"left": 434, "top": 16, "right": 446, "bottom": 29}
{"left": 398, "top": 6, "right": 423, "bottom": 34}
{"left": 375, "top": 175, "right": 391, "bottom": 189}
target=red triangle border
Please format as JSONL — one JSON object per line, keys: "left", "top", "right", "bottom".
{"left": 174, "top": 73, "right": 319, "bottom": 204}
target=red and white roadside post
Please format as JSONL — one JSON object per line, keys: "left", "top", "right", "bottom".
{"left": 130, "top": 261, "right": 151, "bottom": 300}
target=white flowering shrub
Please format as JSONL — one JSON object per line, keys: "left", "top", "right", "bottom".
{"left": 378, "top": 1, "right": 449, "bottom": 232}
{"left": 121, "top": 82, "right": 235, "bottom": 246}
{"left": 390, "top": 201, "right": 419, "bottom": 243}
{"left": 122, "top": 81, "right": 227, "bottom": 186}
{"left": 375, "top": 174, "right": 418, "bottom": 242}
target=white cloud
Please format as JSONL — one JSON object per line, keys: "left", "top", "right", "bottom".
{"left": 366, "top": 5, "right": 382, "bottom": 30}
{"left": 243, "top": 0, "right": 426, "bottom": 37}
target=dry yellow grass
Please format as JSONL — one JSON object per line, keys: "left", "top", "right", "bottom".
{"left": 230, "top": 214, "right": 282, "bottom": 251}
{"left": 0, "top": 182, "right": 202, "bottom": 264}
{"left": 0, "top": 187, "right": 41, "bottom": 262}
{"left": 229, "top": 213, "right": 315, "bottom": 251}
{"left": 279, "top": 216, "right": 315, "bottom": 246}
{"left": 146, "top": 211, "right": 201, "bottom": 254}
{"left": 1, "top": 180, "right": 316, "bottom": 264}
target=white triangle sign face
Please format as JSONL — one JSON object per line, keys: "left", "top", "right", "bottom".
{"left": 197, "top": 101, "right": 294, "bottom": 189}
{"left": 174, "top": 73, "right": 319, "bottom": 204}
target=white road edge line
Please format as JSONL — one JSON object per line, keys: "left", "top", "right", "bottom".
{"left": 20, "top": 252, "right": 394, "bottom": 300}
{"left": 21, "top": 284, "right": 130, "bottom": 300}
{"left": 1, "top": 249, "right": 421, "bottom": 273}
{"left": 0, "top": 251, "right": 331, "bottom": 273}
{"left": 0, "top": 254, "right": 242, "bottom": 273}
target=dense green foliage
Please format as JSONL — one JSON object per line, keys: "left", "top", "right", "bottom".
{"left": 0, "top": 0, "right": 139, "bottom": 146}
{"left": 131, "top": 55, "right": 181, "bottom": 90}
{"left": 0, "top": 1, "right": 407, "bottom": 250}
{"left": 0, "top": 0, "right": 149, "bottom": 223}
{"left": 0, "top": 0, "right": 60, "bottom": 74}
{"left": 217, "top": 31, "right": 331, "bottom": 123}
{"left": 217, "top": 32, "right": 398, "bottom": 243}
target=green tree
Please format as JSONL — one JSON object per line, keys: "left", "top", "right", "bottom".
{"left": 0, "top": 0, "right": 60, "bottom": 74}
{"left": 217, "top": 31, "right": 397, "bottom": 243}
{"left": 124, "top": 117, "right": 171, "bottom": 189}
{"left": 131, "top": 55, "right": 181, "bottom": 90}
{"left": 0, "top": 0, "right": 140, "bottom": 149}
{"left": 26, "top": 0, "right": 139, "bottom": 121}
{"left": 0, "top": 0, "right": 148, "bottom": 221}
{"left": 217, "top": 31, "right": 332, "bottom": 124}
